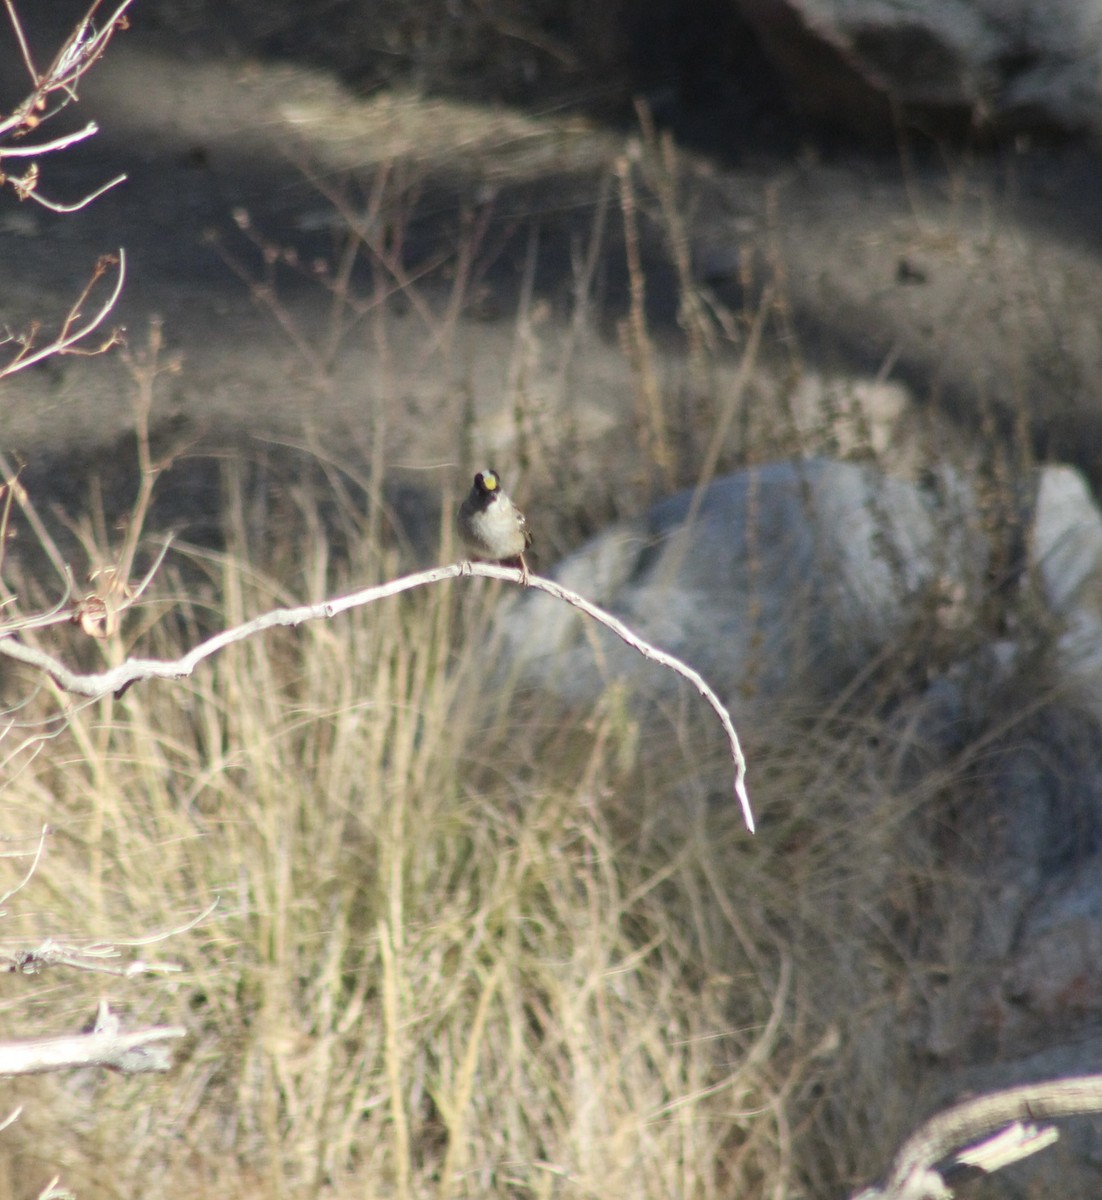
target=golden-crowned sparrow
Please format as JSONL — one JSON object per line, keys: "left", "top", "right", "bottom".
{"left": 457, "top": 469, "right": 532, "bottom": 582}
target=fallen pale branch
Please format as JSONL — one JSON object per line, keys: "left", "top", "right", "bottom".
{"left": 0, "top": 562, "right": 755, "bottom": 831}
{"left": 854, "top": 1075, "right": 1102, "bottom": 1200}
{"left": 0, "top": 1000, "right": 185, "bottom": 1076}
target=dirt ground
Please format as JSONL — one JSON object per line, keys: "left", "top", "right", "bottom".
{"left": 3, "top": 11, "right": 1102, "bottom": 551}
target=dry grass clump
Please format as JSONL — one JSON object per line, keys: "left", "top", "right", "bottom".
{"left": 0, "top": 464, "right": 796, "bottom": 1200}
{"left": 0, "top": 455, "right": 1015, "bottom": 1200}
{"left": 0, "top": 331, "right": 1053, "bottom": 1199}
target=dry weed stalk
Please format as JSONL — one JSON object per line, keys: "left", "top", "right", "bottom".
{"left": 633, "top": 99, "right": 717, "bottom": 373}
{"left": 0, "top": 2, "right": 131, "bottom": 392}
{"left": 210, "top": 161, "right": 503, "bottom": 393}
{"left": 0, "top": 321, "right": 179, "bottom": 645}
{"left": 616, "top": 151, "right": 673, "bottom": 489}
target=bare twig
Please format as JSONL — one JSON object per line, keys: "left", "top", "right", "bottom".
{"left": 0, "top": 458, "right": 72, "bottom": 586}
{"left": 2, "top": 0, "right": 35, "bottom": 80}
{"left": 102, "top": 897, "right": 220, "bottom": 948}
{"left": 1, "top": 899, "right": 218, "bottom": 977}
{"left": 616, "top": 151, "right": 672, "bottom": 489}
{"left": 0, "top": 121, "right": 101, "bottom": 157}
{"left": 0, "top": 1000, "right": 185, "bottom": 1076}
{"left": 0, "top": 575, "right": 76, "bottom": 636}
{"left": 0, "top": 563, "right": 755, "bottom": 831}
{"left": 27, "top": 171, "right": 127, "bottom": 213}
{"left": 35, "top": 1177, "right": 74, "bottom": 1200}
{"left": 0, "top": 824, "right": 48, "bottom": 908}
{"left": 0, "top": 250, "right": 125, "bottom": 380}
{"left": 124, "top": 534, "right": 174, "bottom": 604}
{"left": 1, "top": 1, "right": 135, "bottom": 120}
{"left": 855, "top": 1075, "right": 1102, "bottom": 1200}
{"left": 3, "top": 940, "right": 184, "bottom": 978}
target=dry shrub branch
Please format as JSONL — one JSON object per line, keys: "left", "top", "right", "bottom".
{"left": 0, "top": 2, "right": 131, "bottom": 382}
{"left": 0, "top": 0, "right": 132, "bottom": 211}
{"left": 0, "top": 561, "right": 754, "bottom": 832}
{"left": 854, "top": 1076, "right": 1102, "bottom": 1200}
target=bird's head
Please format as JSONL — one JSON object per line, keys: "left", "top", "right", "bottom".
{"left": 475, "top": 469, "right": 500, "bottom": 495}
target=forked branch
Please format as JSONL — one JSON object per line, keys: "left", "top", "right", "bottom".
{"left": 0, "top": 250, "right": 125, "bottom": 380}
{"left": 0, "top": 0, "right": 134, "bottom": 210}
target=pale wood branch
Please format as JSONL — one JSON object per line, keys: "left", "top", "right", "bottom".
{"left": 0, "top": 562, "right": 755, "bottom": 831}
{"left": 854, "top": 1075, "right": 1102, "bottom": 1200}
{"left": 0, "top": 1, "right": 134, "bottom": 208}
{"left": 0, "top": 1001, "right": 185, "bottom": 1077}
{"left": 0, "top": 249, "right": 125, "bottom": 380}
{"left": 26, "top": 171, "right": 127, "bottom": 213}
{"left": 0, "top": 823, "right": 48, "bottom": 907}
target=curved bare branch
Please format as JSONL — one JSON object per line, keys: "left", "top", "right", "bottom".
{"left": 855, "top": 1075, "right": 1102, "bottom": 1200}
{"left": 0, "top": 1001, "right": 185, "bottom": 1077}
{"left": 0, "top": 562, "right": 755, "bottom": 831}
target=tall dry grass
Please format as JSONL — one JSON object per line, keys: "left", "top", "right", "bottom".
{"left": 1, "top": 458, "right": 798, "bottom": 1200}
{"left": 1, "top": 445, "right": 1026, "bottom": 1200}
{"left": 0, "top": 117, "right": 1053, "bottom": 1200}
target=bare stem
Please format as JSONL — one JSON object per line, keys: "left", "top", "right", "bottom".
{"left": 0, "top": 250, "right": 125, "bottom": 380}
{"left": 0, "top": 562, "right": 755, "bottom": 831}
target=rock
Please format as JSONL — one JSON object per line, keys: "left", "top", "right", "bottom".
{"left": 1003, "top": 854, "right": 1102, "bottom": 1048}
{"left": 505, "top": 458, "right": 1102, "bottom": 720}
{"left": 732, "top": 0, "right": 1102, "bottom": 140}
{"left": 1033, "top": 465, "right": 1102, "bottom": 705}
{"left": 501, "top": 457, "right": 987, "bottom": 711}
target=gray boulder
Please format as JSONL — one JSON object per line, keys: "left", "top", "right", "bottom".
{"left": 733, "top": 0, "right": 1102, "bottom": 139}
{"left": 502, "top": 458, "right": 985, "bottom": 711}
{"left": 504, "top": 458, "right": 1102, "bottom": 721}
